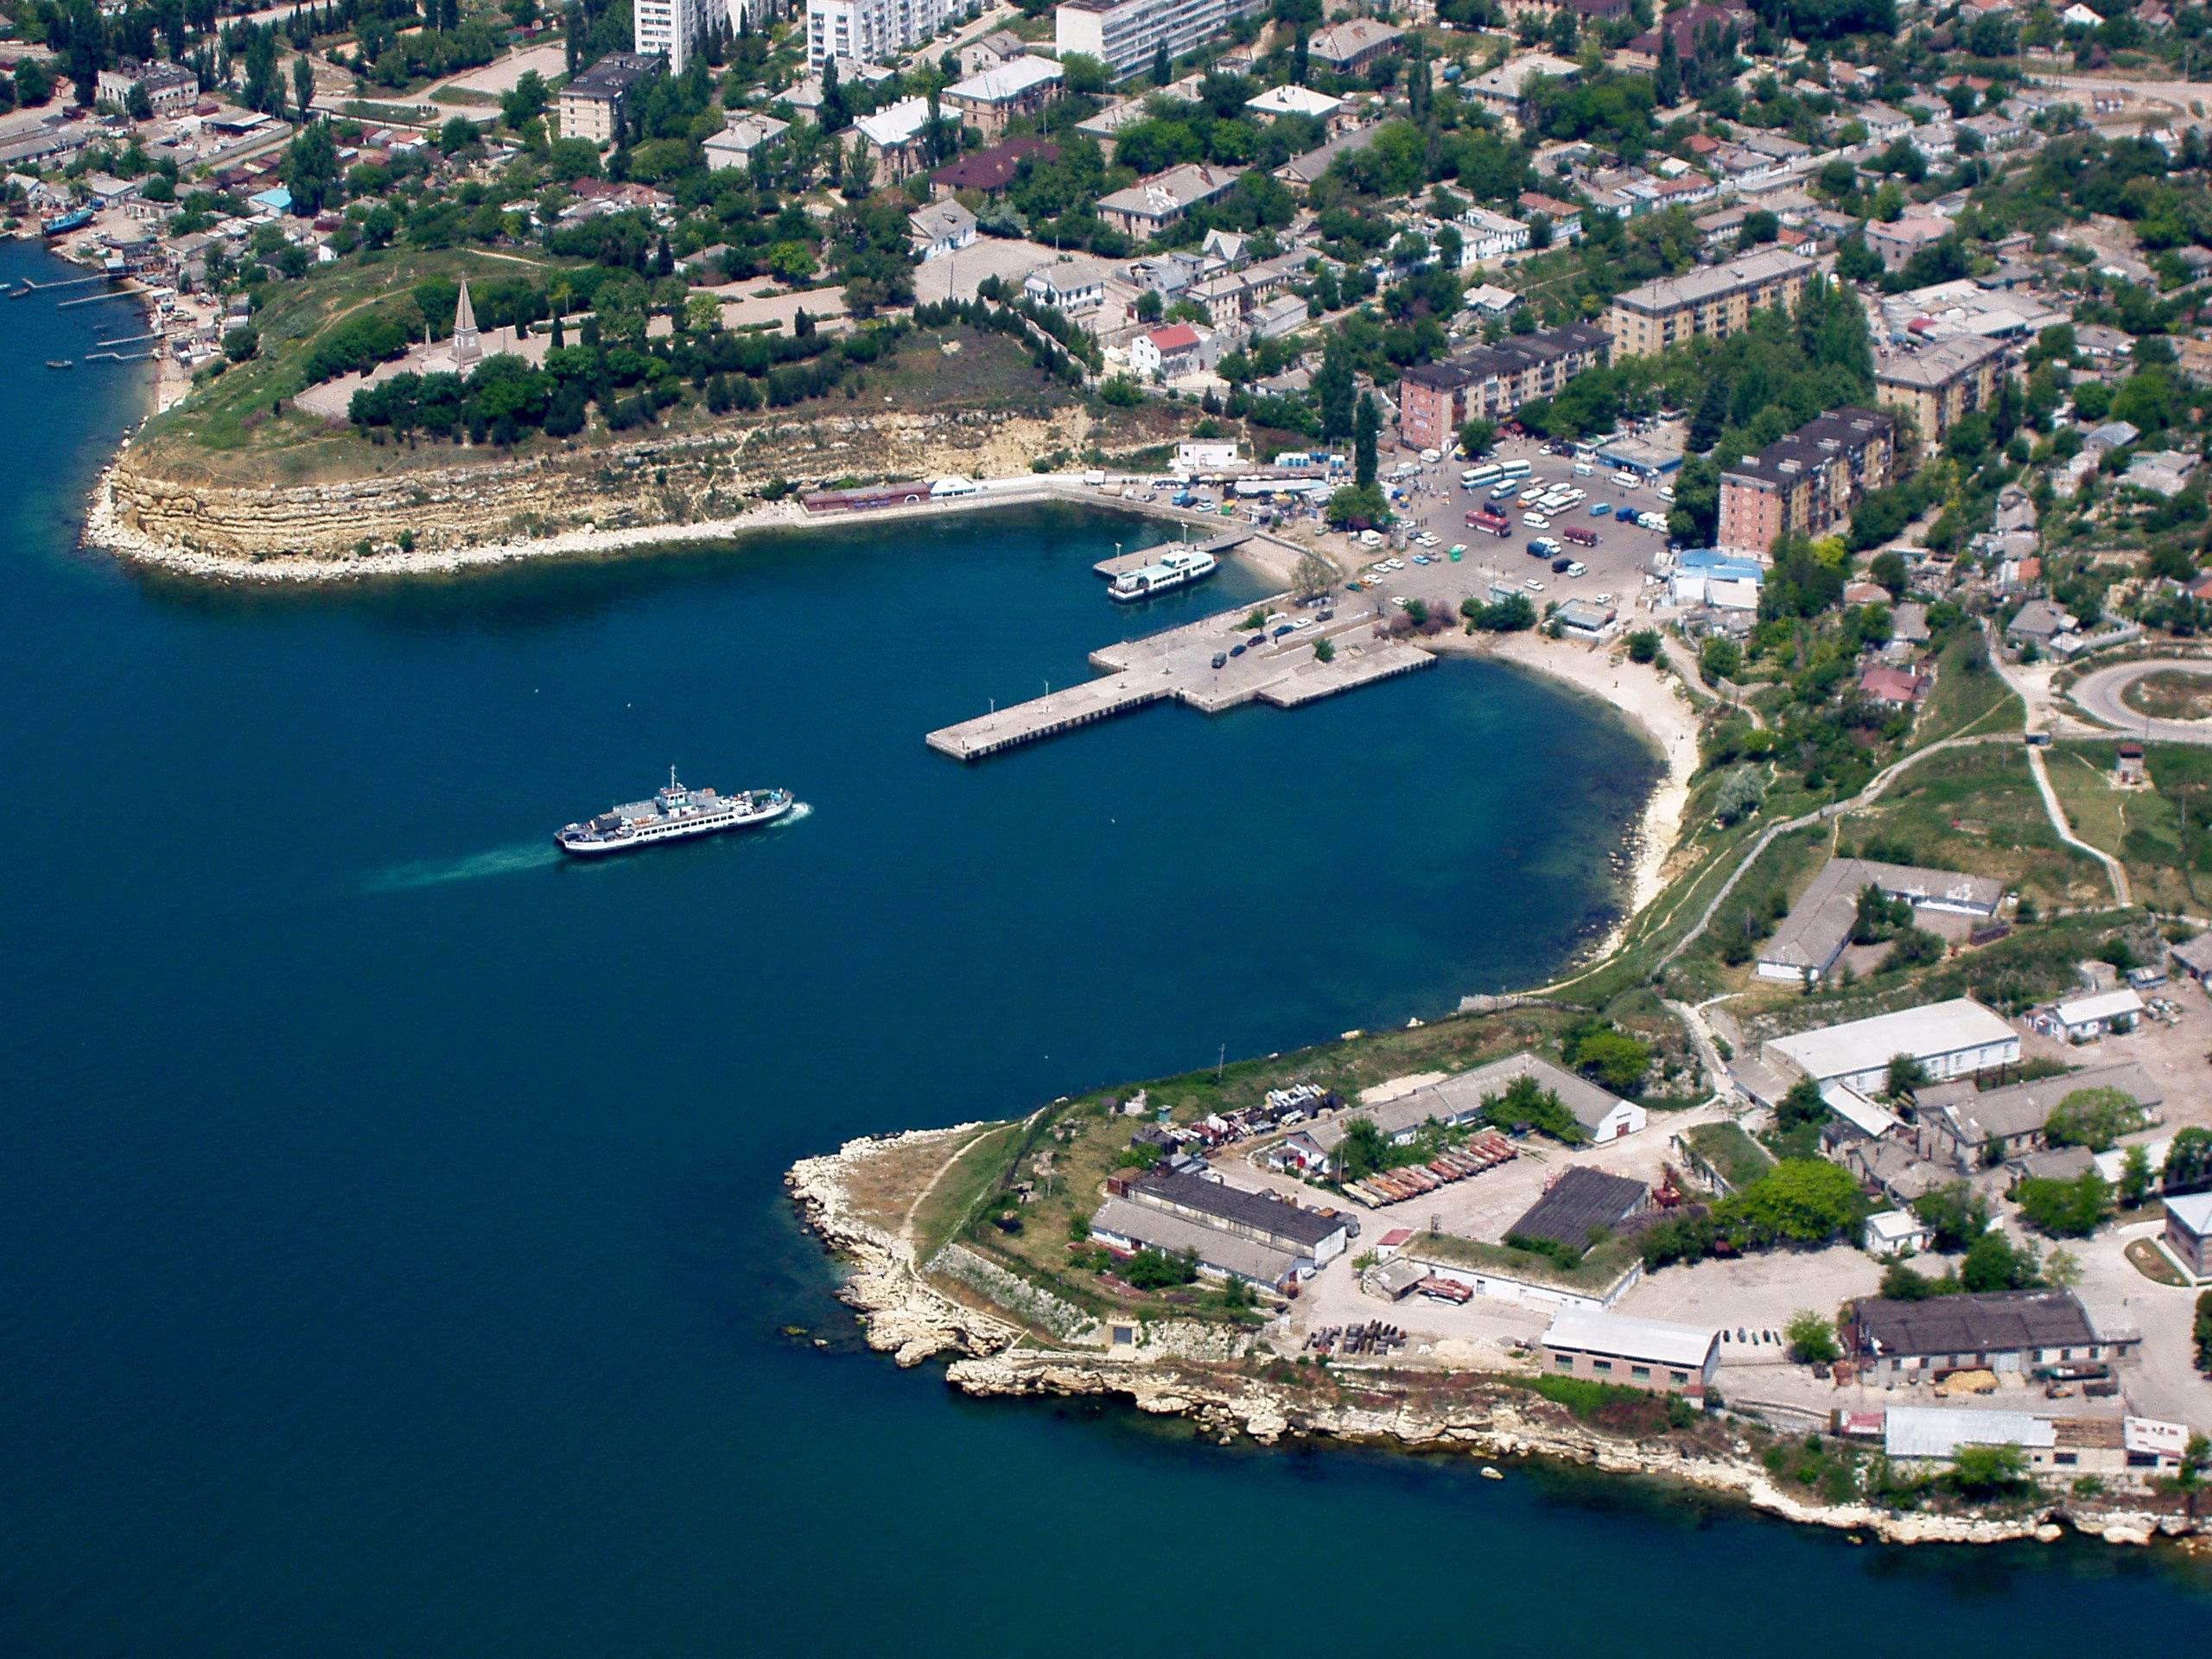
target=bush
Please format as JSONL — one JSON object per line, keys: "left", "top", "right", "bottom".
{"left": 1122, "top": 1248, "right": 1199, "bottom": 1289}
{"left": 222, "top": 325, "right": 260, "bottom": 363}
{"left": 1786, "top": 1310, "right": 1841, "bottom": 1364}
{"left": 1626, "top": 628, "right": 1662, "bottom": 664}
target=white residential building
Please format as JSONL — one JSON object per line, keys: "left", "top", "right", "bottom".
{"left": 1054, "top": 0, "right": 1269, "bottom": 83}
{"left": 806, "top": 0, "right": 976, "bottom": 68}
{"left": 634, "top": 0, "right": 715, "bottom": 73}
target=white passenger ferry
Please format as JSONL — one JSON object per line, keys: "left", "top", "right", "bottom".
{"left": 1109, "top": 547, "right": 1218, "bottom": 602}
{"left": 556, "top": 770, "right": 794, "bottom": 855}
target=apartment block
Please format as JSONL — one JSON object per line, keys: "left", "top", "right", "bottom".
{"left": 1054, "top": 0, "right": 1269, "bottom": 84}
{"left": 1604, "top": 247, "right": 1811, "bottom": 359}
{"left": 1717, "top": 406, "right": 1894, "bottom": 554}
{"left": 559, "top": 52, "right": 665, "bottom": 146}
{"left": 807, "top": 0, "right": 975, "bottom": 68}
{"left": 1395, "top": 323, "right": 1612, "bottom": 453}
{"left": 1874, "top": 334, "right": 2010, "bottom": 444}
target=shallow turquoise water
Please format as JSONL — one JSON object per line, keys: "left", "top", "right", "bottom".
{"left": 1, "top": 238, "right": 2205, "bottom": 1656}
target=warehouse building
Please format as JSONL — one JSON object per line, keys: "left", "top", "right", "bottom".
{"left": 1844, "top": 1289, "right": 2135, "bottom": 1387}
{"left": 1755, "top": 857, "right": 2005, "bottom": 984}
{"left": 1919, "top": 1060, "right": 2161, "bottom": 1173}
{"left": 1540, "top": 1307, "right": 1719, "bottom": 1398}
{"left": 1764, "top": 997, "right": 2018, "bottom": 1096}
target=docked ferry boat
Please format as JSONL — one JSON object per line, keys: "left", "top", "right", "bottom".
{"left": 556, "top": 770, "right": 793, "bottom": 856}
{"left": 1109, "top": 547, "right": 1218, "bottom": 603}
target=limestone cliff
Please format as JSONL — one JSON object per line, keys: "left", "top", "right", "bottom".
{"left": 95, "top": 404, "right": 1097, "bottom": 569}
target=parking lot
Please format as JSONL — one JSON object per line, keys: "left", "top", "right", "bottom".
{"left": 1368, "top": 434, "right": 1682, "bottom": 620}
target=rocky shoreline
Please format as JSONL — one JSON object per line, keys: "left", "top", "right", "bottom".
{"left": 789, "top": 1128, "right": 2201, "bottom": 1551}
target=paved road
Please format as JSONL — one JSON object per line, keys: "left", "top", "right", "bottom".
{"left": 2069, "top": 658, "right": 2212, "bottom": 746}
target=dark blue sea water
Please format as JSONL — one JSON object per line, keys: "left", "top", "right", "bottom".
{"left": 2, "top": 240, "right": 2205, "bottom": 1656}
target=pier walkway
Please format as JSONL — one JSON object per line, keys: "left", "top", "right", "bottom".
{"left": 1091, "top": 529, "right": 1253, "bottom": 581}
{"left": 925, "top": 595, "right": 1434, "bottom": 761}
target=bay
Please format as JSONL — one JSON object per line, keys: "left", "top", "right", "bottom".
{"left": 0, "top": 238, "right": 2203, "bottom": 1656}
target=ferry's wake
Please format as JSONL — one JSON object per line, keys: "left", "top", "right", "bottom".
{"left": 779, "top": 801, "right": 813, "bottom": 826}
{"left": 365, "top": 842, "right": 563, "bottom": 893}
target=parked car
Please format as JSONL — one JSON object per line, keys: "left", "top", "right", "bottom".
{"left": 1522, "top": 512, "right": 1549, "bottom": 529}
{"left": 1566, "top": 560, "right": 1587, "bottom": 577}
{"left": 1211, "top": 652, "right": 1227, "bottom": 669}
{"left": 1551, "top": 556, "right": 1573, "bottom": 573}
{"left": 1523, "top": 577, "right": 1545, "bottom": 592}
{"left": 1615, "top": 505, "right": 1639, "bottom": 522}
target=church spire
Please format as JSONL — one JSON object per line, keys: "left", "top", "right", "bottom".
{"left": 452, "top": 279, "right": 480, "bottom": 365}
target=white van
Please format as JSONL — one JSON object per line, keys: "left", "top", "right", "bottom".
{"left": 1572, "top": 461, "right": 1593, "bottom": 476}
{"left": 1613, "top": 471, "right": 1642, "bottom": 491}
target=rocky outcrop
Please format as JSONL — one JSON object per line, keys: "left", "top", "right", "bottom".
{"left": 940, "top": 1349, "right": 2195, "bottom": 1547}
{"left": 92, "top": 404, "right": 1096, "bottom": 573}
{"left": 791, "top": 1139, "right": 2201, "bottom": 1550}
{"left": 786, "top": 1128, "right": 1020, "bottom": 1370}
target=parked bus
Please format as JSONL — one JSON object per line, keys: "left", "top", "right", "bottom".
{"left": 1461, "top": 464, "right": 1503, "bottom": 488}
{"left": 1497, "top": 458, "right": 1533, "bottom": 480}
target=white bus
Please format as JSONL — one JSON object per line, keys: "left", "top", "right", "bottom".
{"left": 1462, "top": 464, "right": 1503, "bottom": 488}
{"left": 1497, "top": 458, "right": 1533, "bottom": 480}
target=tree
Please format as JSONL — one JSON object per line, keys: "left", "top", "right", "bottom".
{"left": 222, "top": 324, "right": 259, "bottom": 362}
{"left": 1153, "top": 41, "right": 1170, "bottom": 86}
{"left": 1338, "top": 1116, "right": 1392, "bottom": 1182}
{"left": 1291, "top": 551, "right": 1334, "bottom": 601}
{"left": 2171, "top": 1433, "right": 2212, "bottom": 1520}
{"left": 1353, "top": 392, "right": 1379, "bottom": 491}
{"left": 2120, "top": 1145, "right": 2153, "bottom": 1209}
{"left": 1961, "top": 1229, "right": 2039, "bottom": 1292}
{"left": 283, "top": 121, "right": 340, "bottom": 216}
{"left": 1714, "top": 768, "right": 1762, "bottom": 827}
{"left": 1912, "top": 1183, "right": 1993, "bottom": 1253}
{"left": 1566, "top": 1025, "right": 1651, "bottom": 1093}
{"left": 2043, "top": 1246, "right": 2083, "bottom": 1289}
{"left": 2015, "top": 1171, "right": 2113, "bottom": 1238}
{"left": 2164, "top": 1128, "right": 2212, "bottom": 1194}
{"left": 1626, "top": 629, "right": 1661, "bottom": 664}
{"left": 1885, "top": 1054, "right": 1929, "bottom": 1099}
{"left": 1948, "top": 1442, "right": 2029, "bottom": 1497}
{"left": 2196, "top": 1292, "right": 2212, "bottom": 1375}
{"left": 1688, "top": 373, "right": 1730, "bottom": 453}
{"left": 1777, "top": 1077, "right": 1828, "bottom": 1135}
{"left": 1315, "top": 340, "right": 1354, "bottom": 443}
{"left": 1786, "top": 1310, "right": 1840, "bottom": 1365}
{"left": 1729, "top": 1160, "right": 1864, "bottom": 1246}
{"left": 1698, "top": 635, "right": 1739, "bottom": 685}
{"left": 2045, "top": 1087, "right": 2145, "bottom": 1152}
{"left": 292, "top": 53, "right": 314, "bottom": 118}
{"left": 126, "top": 79, "right": 153, "bottom": 121}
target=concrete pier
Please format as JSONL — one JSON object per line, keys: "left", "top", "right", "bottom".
{"left": 1091, "top": 529, "right": 1253, "bottom": 580}
{"left": 926, "top": 594, "right": 1439, "bottom": 761}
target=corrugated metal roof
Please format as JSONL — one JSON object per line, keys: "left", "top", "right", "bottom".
{"left": 1885, "top": 1406, "right": 2056, "bottom": 1459}
{"left": 1542, "top": 1307, "right": 1713, "bottom": 1369}
{"left": 1769, "top": 997, "right": 2015, "bottom": 1082}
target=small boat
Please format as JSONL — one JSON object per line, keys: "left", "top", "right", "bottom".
{"left": 46, "top": 359, "right": 73, "bottom": 370}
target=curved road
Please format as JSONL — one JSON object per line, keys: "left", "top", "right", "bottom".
{"left": 2069, "top": 658, "right": 2212, "bottom": 746}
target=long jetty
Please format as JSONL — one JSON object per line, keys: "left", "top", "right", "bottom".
{"left": 925, "top": 593, "right": 1435, "bottom": 762}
